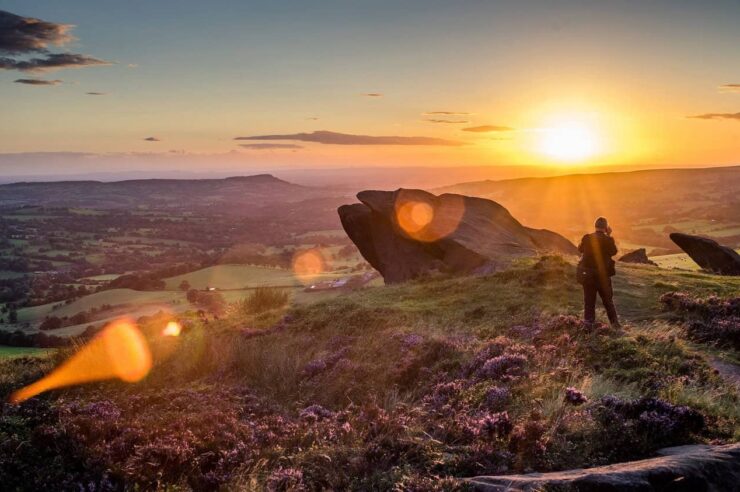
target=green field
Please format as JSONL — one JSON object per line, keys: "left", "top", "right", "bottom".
{"left": 164, "top": 264, "right": 344, "bottom": 290}
{"left": 0, "top": 346, "right": 53, "bottom": 359}
{"left": 16, "top": 289, "right": 184, "bottom": 325}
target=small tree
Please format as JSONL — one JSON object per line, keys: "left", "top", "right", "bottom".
{"left": 179, "top": 280, "right": 191, "bottom": 291}
{"left": 39, "top": 316, "right": 63, "bottom": 331}
{"left": 186, "top": 288, "right": 199, "bottom": 304}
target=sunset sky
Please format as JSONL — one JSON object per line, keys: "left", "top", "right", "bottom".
{"left": 1, "top": 0, "right": 738, "bottom": 176}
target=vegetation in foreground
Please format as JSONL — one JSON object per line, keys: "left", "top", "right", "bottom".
{"left": 0, "top": 257, "right": 738, "bottom": 490}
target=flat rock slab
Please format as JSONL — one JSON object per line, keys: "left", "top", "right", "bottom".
{"left": 467, "top": 443, "right": 740, "bottom": 492}
{"left": 670, "top": 232, "right": 740, "bottom": 275}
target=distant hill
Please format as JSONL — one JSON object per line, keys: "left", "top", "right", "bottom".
{"left": 438, "top": 166, "right": 740, "bottom": 253}
{"left": 0, "top": 174, "right": 326, "bottom": 211}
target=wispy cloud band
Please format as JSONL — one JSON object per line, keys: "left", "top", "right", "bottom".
{"left": 235, "top": 130, "right": 464, "bottom": 146}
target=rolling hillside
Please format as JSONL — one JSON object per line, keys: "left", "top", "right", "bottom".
{"left": 438, "top": 166, "right": 740, "bottom": 253}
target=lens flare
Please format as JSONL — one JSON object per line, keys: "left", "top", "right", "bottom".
{"left": 396, "top": 201, "right": 434, "bottom": 235}
{"left": 394, "top": 191, "right": 465, "bottom": 242}
{"left": 162, "top": 320, "right": 182, "bottom": 337}
{"left": 9, "top": 319, "right": 152, "bottom": 403}
{"left": 292, "top": 248, "right": 327, "bottom": 284}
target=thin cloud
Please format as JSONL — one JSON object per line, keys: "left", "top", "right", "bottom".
{"left": 239, "top": 143, "right": 303, "bottom": 150}
{"left": 687, "top": 112, "right": 740, "bottom": 121}
{"left": 361, "top": 93, "right": 383, "bottom": 97}
{"left": 86, "top": 91, "right": 106, "bottom": 95}
{"left": 0, "top": 53, "right": 110, "bottom": 72}
{"left": 426, "top": 119, "right": 469, "bottom": 124}
{"left": 14, "top": 78, "right": 61, "bottom": 85}
{"left": 463, "top": 125, "right": 514, "bottom": 132}
{"left": 0, "top": 10, "right": 110, "bottom": 72}
{"left": 719, "top": 84, "right": 740, "bottom": 93}
{"left": 423, "top": 111, "right": 472, "bottom": 116}
{"left": 144, "top": 137, "right": 161, "bottom": 142}
{"left": 235, "top": 130, "right": 465, "bottom": 146}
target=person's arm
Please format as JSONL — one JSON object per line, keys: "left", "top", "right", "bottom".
{"left": 606, "top": 236, "right": 617, "bottom": 257}
{"left": 578, "top": 234, "right": 586, "bottom": 253}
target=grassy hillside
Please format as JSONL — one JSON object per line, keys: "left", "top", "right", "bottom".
{"left": 0, "top": 257, "right": 737, "bottom": 490}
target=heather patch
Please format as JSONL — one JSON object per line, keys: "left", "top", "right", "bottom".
{"left": 661, "top": 291, "right": 740, "bottom": 350}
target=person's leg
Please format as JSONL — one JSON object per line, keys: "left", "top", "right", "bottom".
{"left": 598, "top": 278, "right": 620, "bottom": 326}
{"left": 583, "top": 278, "right": 597, "bottom": 324}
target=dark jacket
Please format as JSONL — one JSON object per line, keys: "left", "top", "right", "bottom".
{"left": 578, "top": 231, "right": 617, "bottom": 278}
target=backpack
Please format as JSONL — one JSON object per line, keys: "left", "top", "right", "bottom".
{"left": 575, "top": 260, "right": 589, "bottom": 285}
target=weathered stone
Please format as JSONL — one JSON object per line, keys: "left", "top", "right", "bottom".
{"left": 338, "top": 189, "right": 577, "bottom": 283}
{"left": 619, "top": 248, "right": 657, "bottom": 266}
{"left": 670, "top": 232, "right": 740, "bottom": 275}
{"left": 467, "top": 443, "right": 740, "bottom": 491}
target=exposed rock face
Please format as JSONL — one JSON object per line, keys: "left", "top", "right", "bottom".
{"left": 619, "top": 248, "right": 657, "bottom": 266}
{"left": 467, "top": 443, "right": 740, "bottom": 492}
{"left": 338, "top": 189, "right": 578, "bottom": 283}
{"left": 670, "top": 232, "right": 740, "bottom": 275}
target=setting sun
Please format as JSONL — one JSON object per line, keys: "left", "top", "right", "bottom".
{"left": 537, "top": 119, "right": 603, "bottom": 163}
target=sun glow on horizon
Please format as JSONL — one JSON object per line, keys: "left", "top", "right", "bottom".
{"left": 536, "top": 116, "right": 604, "bottom": 163}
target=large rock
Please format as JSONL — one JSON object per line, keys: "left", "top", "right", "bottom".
{"left": 619, "top": 248, "right": 657, "bottom": 266}
{"left": 338, "top": 189, "right": 577, "bottom": 283}
{"left": 670, "top": 232, "right": 740, "bottom": 275}
{"left": 467, "top": 443, "right": 740, "bottom": 491}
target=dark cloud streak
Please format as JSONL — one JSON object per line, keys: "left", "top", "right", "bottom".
{"left": 423, "top": 111, "right": 471, "bottom": 116}
{"left": 14, "top": 78, "right": 61, "bottom": 85}
{"left": 239, "top": 143, "right": 303, "bottom": 150}
{"left": 462, "top": 125, "right": 514, "bottom": 132}
{"left": 0, "top": 10, "right": 110, "bottom": 73}
{"left": 235, "top": 130, "right": 465, "bottom": 146}
{"left": 687, "top": 112, "right": 740, "bottom": 121}
{"left": 426, "top": 119, "right": 468, "bottom": 124}
{"left": 0, "top": 53, "right": 110, "bottom": 72}
{"left": 0, "top": 10, "right": 73, "bottom": 54}
{"left": 719, "top": 84, "right": 740, "bottom": 93}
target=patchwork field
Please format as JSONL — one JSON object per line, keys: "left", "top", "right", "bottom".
{"left": 16, "top": 289, "right": 185, "bottom": 326}
{"left": 163, "top": 264, "right": 345, "bottom": 290}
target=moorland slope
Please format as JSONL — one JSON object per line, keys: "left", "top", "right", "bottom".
{"left": 1, "top": 256, "right": 738, "bottom": 490}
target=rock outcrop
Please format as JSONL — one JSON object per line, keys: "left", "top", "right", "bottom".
{"left": 619, "top": 248, "right": 657, "bottom": 266}
{"left": 338, "top": 189, "right": 577, "bottom": 283}
{"left": 670, "top": 232, "right": 740, "bottom": 275}
{"left": 467, "top": 443, "right": 740, "bottom": 491}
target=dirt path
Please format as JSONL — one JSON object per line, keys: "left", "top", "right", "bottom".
{"left": 710, "top": 357, "right": 740, "bottom": 391}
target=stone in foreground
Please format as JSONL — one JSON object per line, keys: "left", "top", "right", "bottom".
{"left": 670, "top": 232, "right": 740, "bottom": 275}
{"left": 619, "top": 248, "right": 657, "bottom": 266}
{"left": 467, "top": 443, "right": 740, "bottom": 492}
{"left": 338, "top": 189, "right": 577, "bottom": 283}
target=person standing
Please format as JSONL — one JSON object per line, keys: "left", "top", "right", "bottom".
{"left": 577, "top": 217, "right": 620, "bottom": 327}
